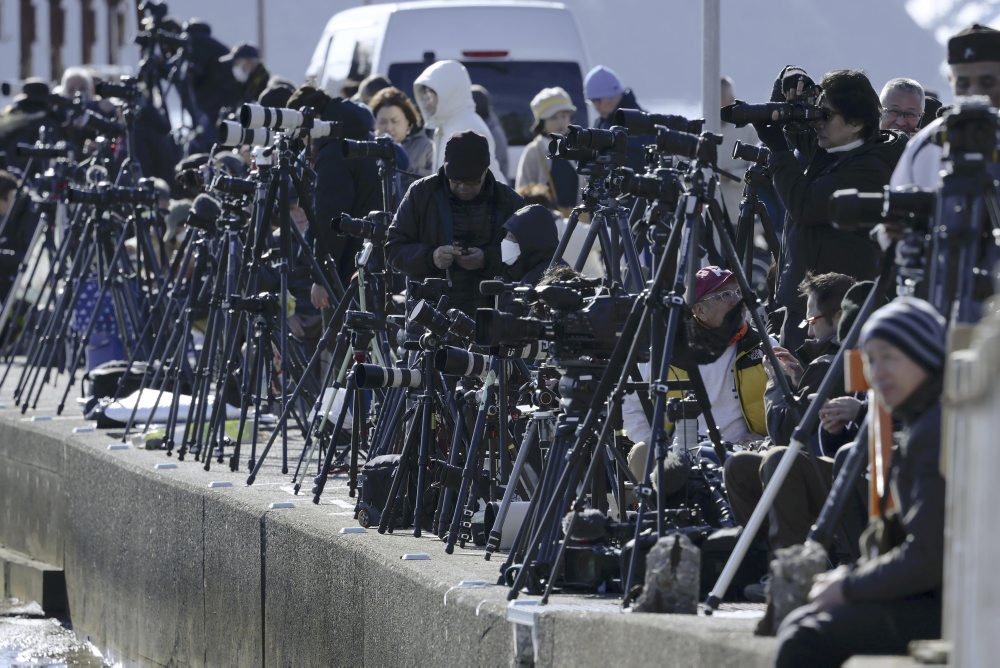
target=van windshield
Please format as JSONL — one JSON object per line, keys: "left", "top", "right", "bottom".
{"left": 387, "top": 61, "right": 587, "bottom": 146}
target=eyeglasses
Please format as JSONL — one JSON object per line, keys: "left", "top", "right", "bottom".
{"left": 798, "top": 309, "right": 841, "bottom": 329}
{"left": 699, "top": 288, "right": 742, "bottom": 305}
{"left": 881, "top": 108, "right": 922, "bottom": 122}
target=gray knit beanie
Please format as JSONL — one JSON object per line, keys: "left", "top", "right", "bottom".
{"left": 859, "top": 297, "right": 947, "bottom": 373}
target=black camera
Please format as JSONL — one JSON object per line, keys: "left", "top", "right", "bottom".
{"left": 567, "top": 125, "right": 628, "bottom": 153}
{"left": 434, "top": 346, "right": 489, "bottom": 378}
{"left": 722, "top": 102, "right": 829, "bottom": 127}
{"left": 354, "top": 364, "right": 423, "bottom": 389}
{"left": 15, "top": 142, "right": 70, "bottom": 159}
{"left": 342, "top": 137, "right": 396, "bottom": 161}
{"left": 732, "top": 140, "right": 770, "bottom": 166}
{"left": 230, "top": 293, "right": 280, "bottom": 316}
{"left": 830, "top": 186, "right": 935, "bottom": 231}
{"left": 613, "top": 167, "right": 681, "bottom": 202}
{"left": 96, "top": 77, "right": 143, "bottom": 103}
{"left": 933, "top": 100, "right": 1000, "bottom": 158}
{"left": 408, "top": 278, "right": 450, "bottom": 301}
{"left": 345, "top": 310, "right": 385, "bottom": 332}
{"left": 66, "top": 184, "right": 157, "bottom": 207}
{"left": 333, "top": 211, "right": 391, "bottom": 242}
{"left": 612, "top": 109, "right": 704, "bottom": 136}
{"left": 212, "top": 174, "right": 255, "bottom": 197}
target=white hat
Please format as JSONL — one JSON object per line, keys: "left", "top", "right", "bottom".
{"left": 530, "top": 87, "right": 576, "bottom": 124}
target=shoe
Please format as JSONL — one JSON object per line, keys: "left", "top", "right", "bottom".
{"left": 743, "top": 575, "right": 770, "bottom": 603}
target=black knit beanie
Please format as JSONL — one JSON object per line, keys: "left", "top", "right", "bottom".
{"left": 859, "top": 297, "right": 947, "bottom": 373}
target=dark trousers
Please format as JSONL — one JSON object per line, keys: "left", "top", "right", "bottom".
{"left": 775, "top": 594, "right": 942, "bottom": 667}
{"left": 724, "top": 446, "right": 833, "bottom": 551}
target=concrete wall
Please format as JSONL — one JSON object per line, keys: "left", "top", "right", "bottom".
{"left": 0, "top": 399, "right": 775, "bottom": 666}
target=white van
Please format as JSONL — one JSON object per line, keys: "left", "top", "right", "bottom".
{"left": 305, "top": 1, "right": 591, "bottom": 176}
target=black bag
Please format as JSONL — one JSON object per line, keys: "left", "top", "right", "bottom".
{"left": 81, "top": 360, "right": 149, "bottom": 422}
{"left": 700, "top": 526, "right": 769, "bottom": 599}
{"left": 356, "top": 455, "right": 411, "bottom": 529}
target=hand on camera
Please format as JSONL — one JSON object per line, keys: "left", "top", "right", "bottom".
{"left": 454, "top": 246, "right": 485, "bottom": 270}
{"left": 433, "top": 245, "right": 458, "bottom": 270}
{"left": 820, "top": 396, "right": 863, "bottom": 434}
{"left": 770, "top": 65, "right": 816, "bottom": 103}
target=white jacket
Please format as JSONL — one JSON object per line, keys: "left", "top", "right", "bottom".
{"left": 414, "top": 60, "right": 505, "bottom": 182}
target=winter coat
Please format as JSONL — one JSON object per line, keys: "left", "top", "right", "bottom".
{"left": 842, "top": 381, "right": 945, "bottom": 603}
{"left": 484, "top": 110, "right": 510, "bottom": 178}
{"left": 765, "top": 335, "right": 842, "bottom": 451}
{"left": 386, "top": 168, "right": 523, "bottom": 315}
{"left": 413, "top": 61, "right": 504, "bottom": 182}
{"left": 311, "top": 98, "right": 382, "bottom": 285}
{"left": 771, "top": 130, "right": 908, "bottom": 312}
{"left": 514, "top": 134, "right": 585, "bottom": 208}
{"left": 402, "top": 129, "right": 434, "bottom": 179}
{"left": 501, "top": 204, "right": 560, "bottom": 286}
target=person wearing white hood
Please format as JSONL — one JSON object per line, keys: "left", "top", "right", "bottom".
{"left": 413, "top": 60, "right": 505, "bottom": 183}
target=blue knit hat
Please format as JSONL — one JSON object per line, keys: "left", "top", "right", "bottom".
{"left": 859, "top": 297, "right": 947, "bottom": 372}
{"left": 584, "top": 65, "right": 624, "bottom": 100}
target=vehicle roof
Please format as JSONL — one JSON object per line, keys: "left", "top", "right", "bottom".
{"left": 321, "top": 1, "right": 572, "bottom": 29}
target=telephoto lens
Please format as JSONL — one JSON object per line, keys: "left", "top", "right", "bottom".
{"left": 211, "top": 174, "right": 255, "bottom": 197}
{"left": 239, "top": 103, "right": 305, "bottom": 130}
{"left": 447, "top": 309, "right": 476, "bottom": 343}
{"left": 724, "top": 102, "right": 829, "bottom": 127}
{"left": 567, "top": 125, "right": 628, "bottom": 152}
{"left": 408, "top": 299, "right": 451, "bottom": 337}
{"left": 354, "top": 364, "right": 424, "bottom": 389}
{"left": 342, "top": 137, "right": 397, "bottom": 161}
{"left": 218, "top": 121, "right": 273, "bottom": 147}
{"left": 612, "top": 108, "right": 704, "bottom": 135}
{"left": 830, "top": 186, "right": 936, "bottom": 231}
{"left": 434, "top": 347, "right": 489, "bottom": 378}
{"left": 732, "top": 140, "right": 770, "bottom": 166}
{"left": 653, "top": 127, "right": 701, "bottom": 159}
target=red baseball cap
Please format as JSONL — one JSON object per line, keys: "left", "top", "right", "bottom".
{"left": 693, "top": 266, "right": 735, "bottom": 302}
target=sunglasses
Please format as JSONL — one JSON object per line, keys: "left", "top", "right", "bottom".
{"left": 798, "top": 309, "right": 841, "bottom": 329}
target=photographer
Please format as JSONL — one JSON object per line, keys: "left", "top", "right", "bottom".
{"left": 283, "top": 86, "right": 382, "bottom": 299}
{"left": 890, "top": 24, "right": 1000, "bottom": 190}
{"left": 219, "top": 43, "right": 271, "bottom": 107}
{"left": 386, "top": 131, "right": 522, "bottom": 316}
{"left": 776, "top": 297, "right": 947, "bottom": 667}
{"left": 584, "top": 65, "right": 648, "bottom": 172}
{"left": 625, "top": 266, "right": 772, "bottom": 478}
{"left": 500, "top": 204, "right": 562, "bottom": 286}
{"left": 755, "top": 69, "right": 907, "bottom": 351}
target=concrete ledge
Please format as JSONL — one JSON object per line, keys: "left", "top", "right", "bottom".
{"left": 0, "top": 392, "right": 777, "bottom": 666}
{"left": 0, "top": 545, "right": 67, "bottom": 615}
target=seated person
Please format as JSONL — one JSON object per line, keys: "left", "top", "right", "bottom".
{"left": 726, "top": 273, "right": 854, "bottom": 555}
{"left": 776, "top": 297, "right": 947, "bottom": 667}
{"left": 625, "top": 266, "right": 771, "bottom": 480}
{"left": 500, "top": 204, "right": 561, "bottom": 286}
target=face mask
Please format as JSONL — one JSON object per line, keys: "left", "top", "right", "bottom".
{"left": 232, "top": 65, "right": 249, "bottom": 83}
{"left": 501, "top": 238, "right": 521, "bottom": 265}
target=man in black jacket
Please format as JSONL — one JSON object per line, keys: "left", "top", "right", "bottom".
{"left": 284, "top": 87, "right": 382, "bottom": 306}
{"left": 755, "top": 69, "right": 907, "bottom": 351}
{"left": 776, "top": 297, "right": 947, "bottom": 667}
{"left": 386, "top": 131, "right": 523, "bottom": 316}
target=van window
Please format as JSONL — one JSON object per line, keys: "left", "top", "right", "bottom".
{"left": 387, "top": 61, "right": 587, "bottom": 146}
{"left": 349, "top": 37, "right": 376, "bottom": 82}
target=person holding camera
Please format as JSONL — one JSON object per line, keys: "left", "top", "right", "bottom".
{"left": 386, "top": 131, "right": 523, "bottom": 316}
{"left": 584, "top": 64, "right": 648, "bottom": 172}
{"left": 754, "top": 68, "right": 907, "bottom": 351}
{"left": 369, "top": 86, "right": 434, "bottom": 182}
{"left": 776, "top": 297, "right": 947, "bottom": 667}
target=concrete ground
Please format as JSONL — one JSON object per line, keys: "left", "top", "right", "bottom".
{"left": 0, "top": 378, "right": 777, "bottom": 666}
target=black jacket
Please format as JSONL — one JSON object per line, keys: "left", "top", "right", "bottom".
{"left": 842, "top": 381, "right": 945, "bottom": 602}
{"left": 765, "top": 335, "right": 842, "bottom": 451}
{"left": 771, "top": 131, "right": 907, "bottom": 311}
{"left": 386, "top": 169, "right": 522, "bottom": 314}
{"left": 311, "top": 98, "right": 382, "bottom": 285}
{"left": 501, "top": 204, "right": 560, "bottom": 286}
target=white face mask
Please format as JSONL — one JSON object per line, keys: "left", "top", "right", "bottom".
{"left": 232, "top": 65, "right": 249, "bottom": 83}
{"left": 501, "top": 238, "right": 521, "bottom": 265}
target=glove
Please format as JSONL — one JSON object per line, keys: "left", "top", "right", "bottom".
{"left": 753, "top": 121, "right": 789, "bottom": 153}
{"left": 770, "top": 65, "right": 817, "bottom": 102}
{"left": 721, "top": 100, "right": 744, "bottom": 126}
